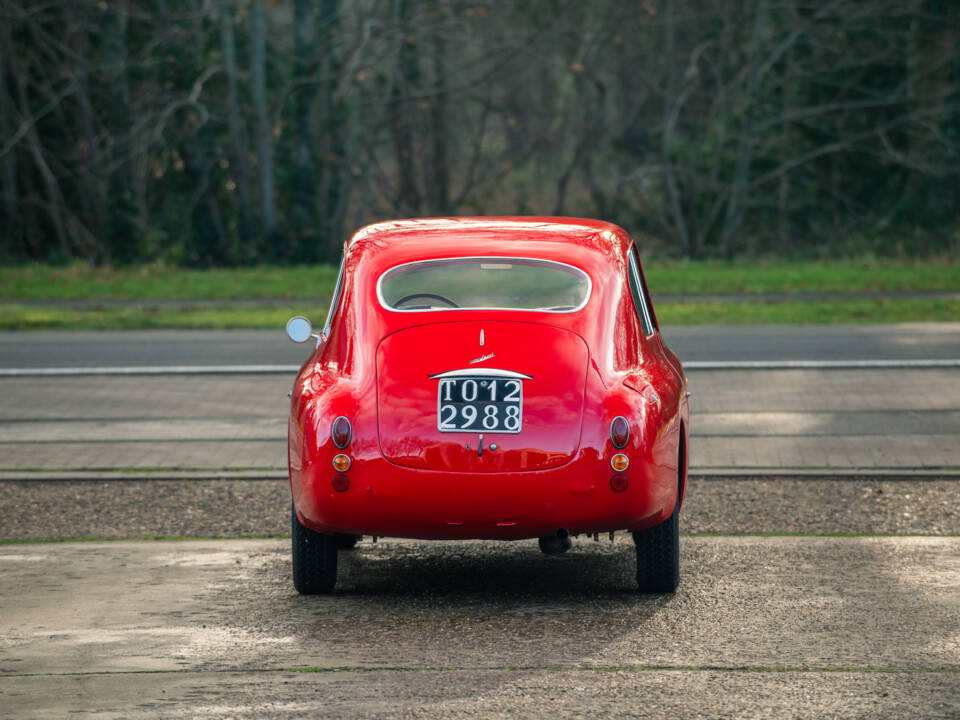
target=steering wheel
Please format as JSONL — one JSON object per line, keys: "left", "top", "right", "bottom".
{"left": 394, "top": 292, "right": 459, "bottom": 308}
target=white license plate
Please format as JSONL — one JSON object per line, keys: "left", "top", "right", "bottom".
{"left": 436, "top": 376, "right": 522, "bottom": 433}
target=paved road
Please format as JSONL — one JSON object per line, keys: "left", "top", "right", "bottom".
{"left": 1, "top": 325, "right": 958, "bottom": 718}
{"left": 0, "top": 537, "right": 957, "bottom": 718}
{"left": 1, "top": 325, "right": 957, "bottom": 476}
{"left": 2, "top": 368, "right": 957, "bottom": 475}
{"left": 2, "top": 323, "right": 959, "bottom": 368}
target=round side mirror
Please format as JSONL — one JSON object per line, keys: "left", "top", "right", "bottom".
{"left": 286, "top": 316, "right": 314, "bottom": 344}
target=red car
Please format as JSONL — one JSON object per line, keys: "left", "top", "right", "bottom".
{"left": 286, "top": 217, "right": 689, "bottom": 594}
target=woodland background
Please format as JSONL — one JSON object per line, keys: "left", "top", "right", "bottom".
{"left": 1, "top": 0, "right": 958, "bottom": 266}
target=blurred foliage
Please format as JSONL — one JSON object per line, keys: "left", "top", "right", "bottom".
{"left": 1, "top": 0, "right": 958, "bottom": 265}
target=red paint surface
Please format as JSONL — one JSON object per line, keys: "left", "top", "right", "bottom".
{"left": 378, "top": 320, "right": 587, "bottom": 472}
{"left": 289, "top": 217, "right": 689, "bottom": 540}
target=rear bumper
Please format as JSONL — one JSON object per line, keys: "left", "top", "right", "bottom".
{"left": 291, "top": 456, "right": 677, "bottom": 540}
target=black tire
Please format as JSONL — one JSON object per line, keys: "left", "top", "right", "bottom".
{"left": 291, "top": 505, "right": 338, "bottom": 594}
{"left": 335, "top": 534, "right": 361, "bottom": 550}
{"left": 632, "top": 487, "right": 680, "bottom": 593}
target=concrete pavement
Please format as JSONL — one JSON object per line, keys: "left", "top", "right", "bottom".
{"left": 1, "top": 367, "right": 958, "bottom": 475}
{"left": 1, "top": 324, "right": 957, "bottom": 475}
{"left": 0, "top": 537, "right": 957, "bottom": 718}
{"left": 2, "top": 325, "right": 959, "bottom": 718}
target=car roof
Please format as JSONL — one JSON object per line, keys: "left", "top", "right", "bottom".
{"left": 348, "top": 217, "right": 633, "bottom": 265}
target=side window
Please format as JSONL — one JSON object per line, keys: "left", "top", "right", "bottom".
{"left": 627, "top": 248, "right": 656, "bottom": 336}
{"left": 322, "top": 254, "right": 346, "bottom": 338}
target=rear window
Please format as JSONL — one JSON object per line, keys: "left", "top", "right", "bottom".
{"left": 378, "top": 257, "right": 591, "bottom": 312}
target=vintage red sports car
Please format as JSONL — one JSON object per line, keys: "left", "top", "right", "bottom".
{"left": 286, "top": 217, "right": 689, "bottom": 594}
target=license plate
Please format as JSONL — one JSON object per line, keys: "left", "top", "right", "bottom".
{"left": 437, "top": 376, "right": 523, "bottom": 433}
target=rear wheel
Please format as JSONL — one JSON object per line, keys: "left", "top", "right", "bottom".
{"left": 632, "top": 481, "right": 681, "bottom": 593}
{"left": 291, "top": 505, "right": 338, "bottom": 594}
{"left": 335, "top": 534, "right": 361, "bottom": 550}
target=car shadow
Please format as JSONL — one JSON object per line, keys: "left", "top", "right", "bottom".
{"left": 334, "top": 538, "right": 646, "bottom": 598}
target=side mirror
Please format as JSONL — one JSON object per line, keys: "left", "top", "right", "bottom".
{"left": 286, "top": 316, "right": 315, "bottom": 344}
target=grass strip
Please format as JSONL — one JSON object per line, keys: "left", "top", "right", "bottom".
{"left": 1, "top": 259, "right": 957, "bottom": 301}
{"left": 1, "top": 297, "right": 956, "bottom": 329}
{"left": 643, "top": 258, "right": 959, "bottom": 294}
{"left": 0, "top": 264, "right": 340, "bottom": 301}
{"left": 654, "top": 297, "right": 959, "bottom": 325}
{"left": 0, "top": 303, "right": 326, "bottom": 330}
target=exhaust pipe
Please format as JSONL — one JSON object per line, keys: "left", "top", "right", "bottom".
{"left": 538, "top": 528, "right": 572, "bottom": 556}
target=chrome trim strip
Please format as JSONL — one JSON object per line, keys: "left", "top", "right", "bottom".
{"left": 429, "top": 368, "right": 533, "bottom": 380}
{"left": 323, "top": 254, "right": 346, "bottom": 339}
{"left": 376, "top": 256, "right": 592, "bottom": 314}
{"left": 628, "top": 250, "right": 656, "bottom": 337}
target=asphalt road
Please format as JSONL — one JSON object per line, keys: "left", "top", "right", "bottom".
{"left": 1, "top": 323, "right": 959, "bottom": 369}
{"left": 2, "top": 368, "right": 958, "bottom": 474}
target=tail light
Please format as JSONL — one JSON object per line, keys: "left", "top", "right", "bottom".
{"left": 331, "top": 416, "right": 352, "bottom": 448}
{"left": 610, "top": 474, "right": 628, "bottom": 492}
{"left": 610, "top": 416, "right": 630, "bottom": 448}
{"left": 332, "top": 474, "right": 350, "bottom": 492}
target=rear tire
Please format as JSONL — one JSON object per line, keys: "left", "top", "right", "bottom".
{"left": 291, "top": 505, "right": 338, "bottom": 594}
{"left": 335, "top": 534, "right": 361, "bottom": 550}
{"left": 632, "top": 487, "right": 680, "bottom": 593}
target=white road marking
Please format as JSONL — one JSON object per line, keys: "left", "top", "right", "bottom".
{"left": 686, "top": 359, "right": 960, "bottom": 370}
{"left": 0, "top": 359, "right": 958, "bottom": 376}
{"left": 0, "top": 365, "right": 300, "bottom": 376}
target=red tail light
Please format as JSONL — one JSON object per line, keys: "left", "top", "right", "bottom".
{"left": 332, "top": 474, "right": 350, "bottom": 492}
{"left": 610, "top": 474, "right": 628, "bottom": 492}
{"left": 610, "top": 415, "right": 630, "bottom": 448}
{"left": 331, "top": 416, "right": 352, "bottom": 448}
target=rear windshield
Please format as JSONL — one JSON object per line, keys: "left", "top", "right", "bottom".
{"left": 378, "top": 257, "right": 590, "bottom": 312}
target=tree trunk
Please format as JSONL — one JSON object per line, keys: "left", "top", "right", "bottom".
{"left": 68, "top": 0, "right": 105, "bottom": 262}
{"left": 219, "top": 0, "right": 253, "bottom": 242}
{"left": 291, "top": 0, "right": 316, "bottom": 251}
{"left": 321, "top": 0, "right": 348, "bottom": 255}
{"left": 0, "top": 19, "right": 18, "bottom": 255}
{"left": 389, "top": 0, "right": 422, "bottom": 216}
{"left": 721, "top": 0, "right": 768, "bottom": 256}
{"left": 12, "top": 58, "right": 69, "bottom": 258}
{"left": 251, "top": 0, "right": 276, "bottom": 236}
{"left": 660, "top": 0, "right": 693, "bottom": 256}
{"left": 427, "top": 32, "right": 450, "bottom": 215}
{"left": 902, "top": 2, "right": 956, "bottom": 221}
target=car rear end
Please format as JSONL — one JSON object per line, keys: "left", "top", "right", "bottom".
{"left": 291, "top": 253, "right": 679, "bottom": 541}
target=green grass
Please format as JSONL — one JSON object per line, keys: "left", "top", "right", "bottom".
{"left": 655, "top": 298, "right": 960, "bottom": 325}
{"left": 2, "top": 258, "right": 956, "bottom": 301}
{"left": 1, "top": 259, "right": 957, "bottom": 327}
{"left": 1, "top": 297, "right": 956, "bottom": 329}
{"left": 0, "top": 263, "right": 339, "bottom": 301}
{"left": 0, "top": 303, "right": 325, "bottom": 330}
{"left": 643, "top": 258, "right": 959, "bottom": 294}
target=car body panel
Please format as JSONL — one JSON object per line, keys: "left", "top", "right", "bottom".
{"left": 288, "top": 217, "right": 690, "bottom": 540}
{"left": 377, "top": 320, "right": 588, "bottom": 472}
